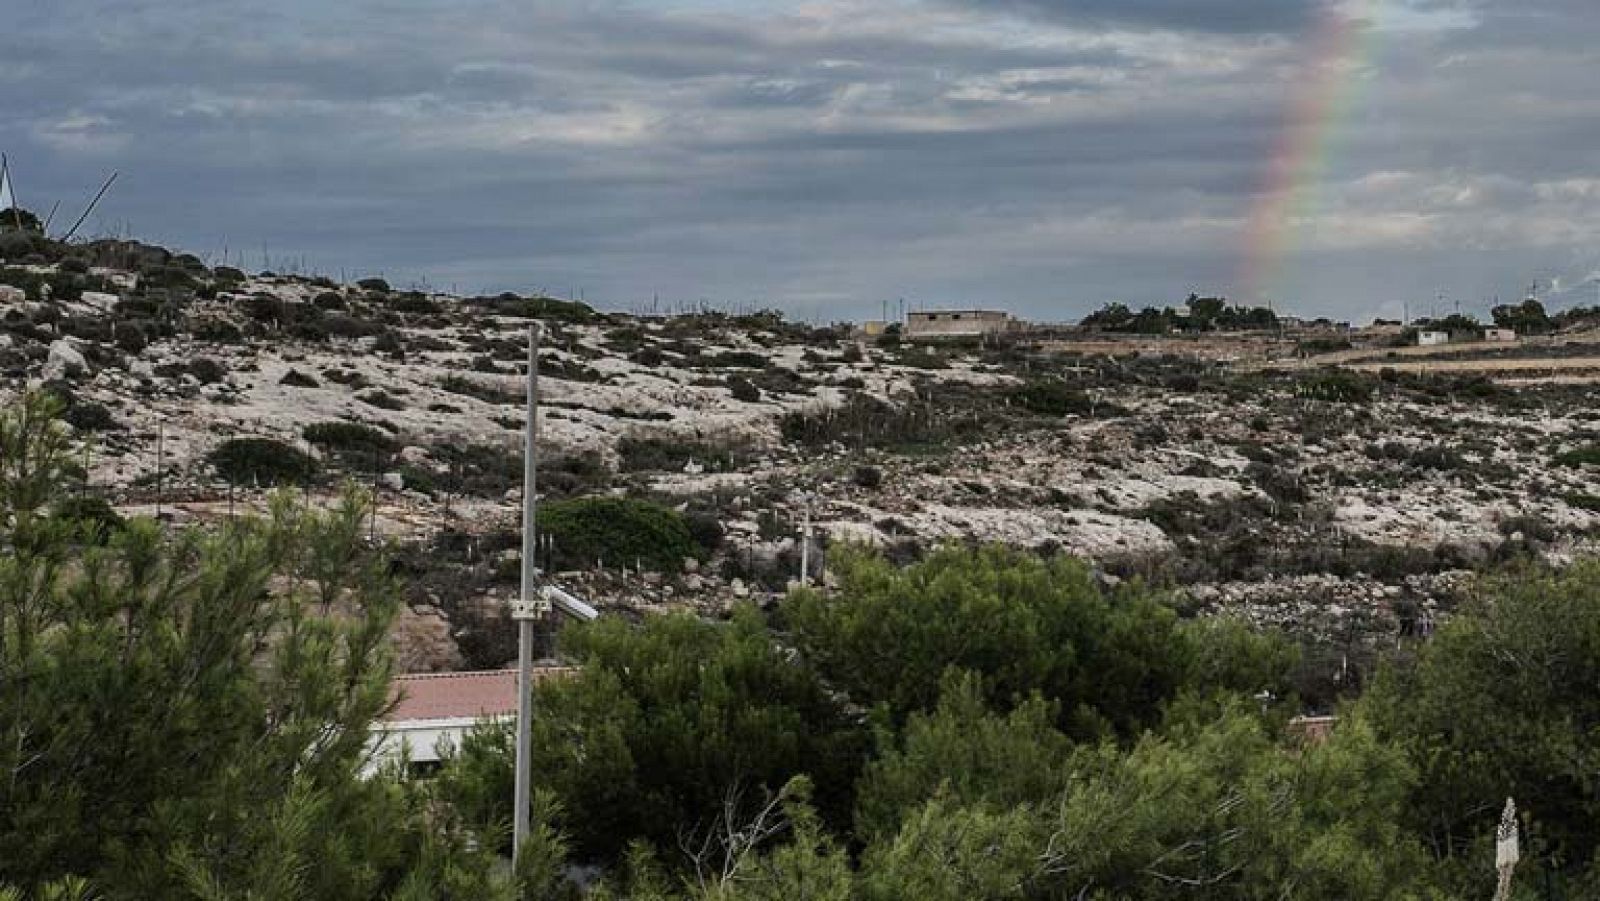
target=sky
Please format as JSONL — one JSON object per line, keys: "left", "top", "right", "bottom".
{"left": 4, "top": 0, "right": 1599, "bottom": 323}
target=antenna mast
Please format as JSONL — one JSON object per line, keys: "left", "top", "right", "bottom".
{"left": 0, "top": 154, "right": 21, "bottom": 231}
{"left": 61, "top": 171, "right": 119, "bottom": 241}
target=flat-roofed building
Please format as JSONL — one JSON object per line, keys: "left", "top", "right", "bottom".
{"left": 904, "top": 309, "right": 1019, "bottom": 341}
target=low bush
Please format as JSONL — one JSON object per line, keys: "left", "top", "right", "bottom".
{"left": 189, "top": 358, "right": 228, "bottom": 385}
{"left": 357, "top": 390, "right": 405, "bottom": 411}
{"left": 62, "top": 401, "right": 120, "bottom": 432}
{"left": 322, "top": 315, "right": 387, "bottom": 340}
{"left": 113, "top": 321, "right": 148, "bottom": 354}
{"left": 207, "top": 437, "right": 320, "bottom": 486}
{"left": 303, "top": 421, "right": 397, "bottom": 458}
{"left": 1010, "top": 380, "right": 1095, "bottom": 417}
{"left": 438, "top": 374, "right": 519, "bottom": 405}
{"left": 466, "top": 292, "right": 597, "bottom": 324}
{"left": 617, "top": 434, "right": 741, "bottom": 473}
{"left": 1555, "top": 444, "right": 1600, "bottom": 468}
{"left": 538, "top": 496, "right": 700, "bottom": 573}
{"left": 1296, "top": 369, "right": 1378, "bottom": 403}
{"left": 699, "top": 350, "right": 768, "bottom": 369}
{"left": 727, "top": 375, "right": 761, "bottom": 402}
{"left": 190, "top": 318, "right": 244, "bottom": 344}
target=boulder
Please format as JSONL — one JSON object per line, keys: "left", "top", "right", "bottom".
{"left": 0, "top": 285, "right": 25, "bottom": 304}
{"left": 80, "top": 291, "right": 118, "bottom": 312}
{"left": 43, "top": 340, "right": 89, "bottom": 380}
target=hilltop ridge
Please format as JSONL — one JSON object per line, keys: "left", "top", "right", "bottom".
{"left": 5, "top": 226, "right": 1600, "bottom": 705}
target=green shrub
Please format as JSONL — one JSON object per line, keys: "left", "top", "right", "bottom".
{"left": 357, "top": 390, "right": 405, "bottom": 411}
{"left": 781, "top": 545, "right": 1292, "bottom": 737}
{"left": 50, "top": 493, "right": 126, "bottom": 542}
{"left": 62, "top": 401, "right": 119, "bottom": 433}
{"left": 322, "top": 315, "right": 386, "bottom": 340}
{"left": 467, "top": 292, "right": 597, "bottom": 324}
{"left": 439, "top": 374, "right": 519, "bottom": 406}
{"left": 538, "top": 497, "right": 699, "bottom": 573}
{"left": 389, "top": 292, "right": 439, "bottom": 315}
{"left": 1010, "top": 380, "right": 1094, "bottom": 417}
{"left": 189, "top": 358, "right": 227, "bottom": 385}
{"left": 699, "top": 350, "right": 768, "bottom": 369}
{"left": 303, "top": 421, "right": 397, "bottom": 458}
{"left": 190, "top": 318, "right": 244, "bottom": 344}
{"left": 356, "top": 277, "right": 391, "bottom": 293}
{"left": 279, "top": 368, "right": 319, "bottom": 388}
{"left": 727, "top": 375, "right": 761, "bottom": 402}
{"left": 617, "top": 435, "right": 740, "bottom": 473}
{"left": 513, "top": 610, "right": 866, "bottom": 860}
{"left": 207, "top": 437, "right": 319, "bottom": 486}
{"left": 1555, "top": 444, "right": 1600, "bottom": 468}
{"left": 1296, "top": 369, "right": 1377, "bottom": 403}
{"left": 113, "top": 321, "right": 148, "bottom": 354}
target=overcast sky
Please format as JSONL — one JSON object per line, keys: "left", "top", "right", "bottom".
{"left": 5, "top": 0, "right": 1599, "bottom": 322}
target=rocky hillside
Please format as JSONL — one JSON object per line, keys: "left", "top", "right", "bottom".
{"left": 5, "top": 233, "right": 1600, "bottom": 707}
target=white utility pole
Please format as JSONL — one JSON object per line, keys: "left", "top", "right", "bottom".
{"left": 512, "top": 323, "right": 549, "bottom": 867}
{"left": 1493, "top": 797, "right": 1520, "bottom": 901}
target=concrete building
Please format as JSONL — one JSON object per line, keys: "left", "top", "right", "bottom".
{"left": 903, "top": 309, "right": 1018, "bottom": 341}
{"left": 367, "top": 667, "right": 571, "bottom": 772}
{"left": 1484, "top": 328, "right": 1516, "bottom": 343}
{"left": 1417, "top": 330, "right": 1450, "bottom": 347}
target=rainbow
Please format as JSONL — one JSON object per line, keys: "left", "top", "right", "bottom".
{"left": 1238, "top": 0, "right": 1382, "bottom": 307}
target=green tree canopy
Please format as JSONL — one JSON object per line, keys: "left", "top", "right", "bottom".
{"left": 1363, "top": 562, "right": 1600, "bottom": 892}
{"left": 780, "top": 545, "right": 1294, "bottom": 739}
{"left": 450, "top": 609, "right": 868, "bottom": 864}
{"left": 0, "top": 393, "right": 513, "bottom": 899}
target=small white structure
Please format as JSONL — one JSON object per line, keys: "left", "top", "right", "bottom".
{"left": 904, "top": 309, "right": 1018, "bottom": 341}
{"left": 368, "top": 667, "right": 571, "bottom": 772}
{"left": 1417, "top": 330, "right": 1450, "bottom": 347}
{"left": 1484, "top": 328, "right": 1516, "bottom": 343}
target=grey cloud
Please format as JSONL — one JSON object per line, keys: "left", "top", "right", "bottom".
{"left": 3, "top": 0, "right": 1599, "bottom": 322}
{"left": 940, "top": 0, "right": 1329, "bottom": 33}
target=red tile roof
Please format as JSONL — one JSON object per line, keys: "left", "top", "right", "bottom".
{"left": 386, "top": 668, "right": 573, "bottom": 722}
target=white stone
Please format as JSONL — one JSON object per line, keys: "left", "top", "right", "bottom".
{"left": 43, "top": 340, "right": 88, "bottom": 380}
{"left": 380, "top": 472, "right": 405, "bottom": 491}
{"left": 80, "top": 291, "right": 118, "bottom": 312}
{"left": 0, "top": 285, "right": 24, "bottom": 304}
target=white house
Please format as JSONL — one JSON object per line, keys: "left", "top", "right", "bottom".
{"left": 367, "top": 667, "right": 571, "bottom": 773}
{"left": 1484, "top": 328, "right": 1516, "bottom": 343}
{"left": 904, "top": 309, "right": 1019, "bottom": 341}
{"left": 1417, "top": 330, "right": 1450, "bottom": 347}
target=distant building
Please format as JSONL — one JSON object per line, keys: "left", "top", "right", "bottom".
{"left": 1288, "top": 715, "right": 1338, "bottom": 746}
{"left": 1484, "top": 328, "right": 1516, "bottom": 343}
{"left": 1417, "top": 330, "right": 1450, "bottom": 347}
{"left": 857, "top": 319, "right": 890, "bottom": 338}
{"left": 367, "top": 667, "right": 571, "bottom": 773}
{"left": 904, "top": 309, "right": 1019, "bottom": 341}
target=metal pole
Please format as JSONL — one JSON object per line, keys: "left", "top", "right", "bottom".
{"left": 800, "top": 498, "right": 811, "bottom": 587}
{"left": 512, "top": 322, "right": 542, "bottom": 867}
{"left": 155, "top": 423, "right": 164, "bottom": 521}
